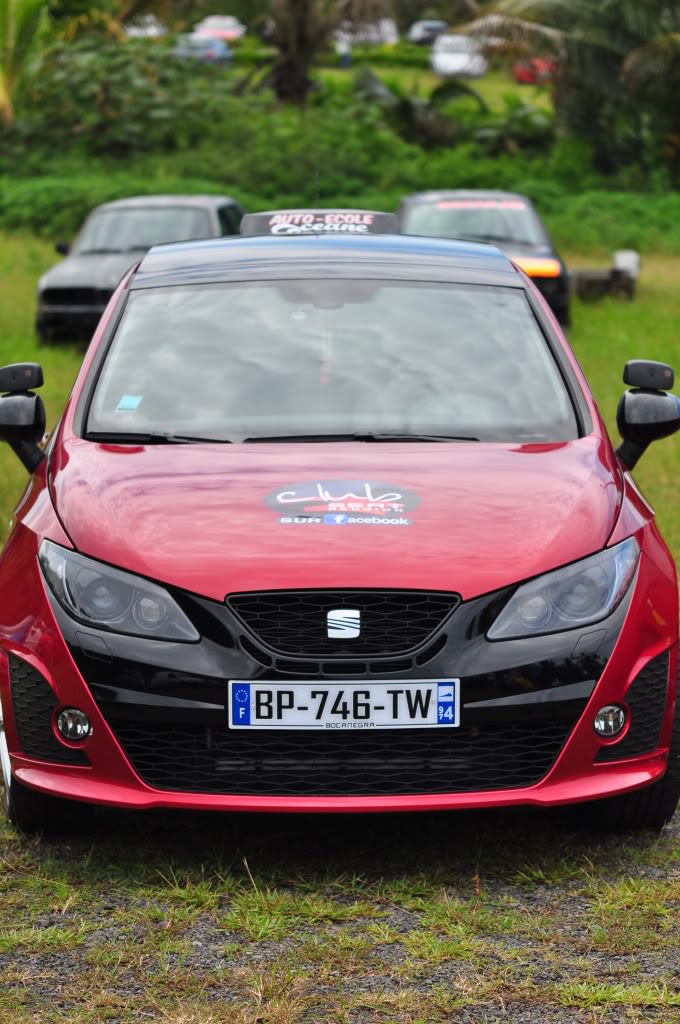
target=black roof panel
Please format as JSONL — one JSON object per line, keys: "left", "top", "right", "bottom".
{"left": 131, "top": 234, "right": 520, "bottom": 289}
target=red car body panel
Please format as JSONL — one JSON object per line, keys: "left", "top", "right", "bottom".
{"left": 1, "top": 239, "right": 678, "bottom": 816}
{"left": 49, "top": 435, "right": 622, "bottom": 601}
{"left": 0, "top": 511, "right": 676, "bottom": 812}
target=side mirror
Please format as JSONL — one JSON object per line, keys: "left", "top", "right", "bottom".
{"left": 55, "top": 241, "right": 70, "bottom": 256}
{"left": 616, "top": 360, "right": 680, "bottom": 471}
{"left": 0, "top": 363, "right": 46, "bottom": 473}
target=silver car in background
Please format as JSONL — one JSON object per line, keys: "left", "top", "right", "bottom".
{"left": 430, "top": 34, "right": 488, "bottom": 78}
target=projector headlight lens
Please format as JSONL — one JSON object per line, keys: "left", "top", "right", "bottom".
{"left": 39, "top": 540, "right": 198, "bottom": 642}
{"left": 488, "top": 538, "right": 639, "bottom": 640}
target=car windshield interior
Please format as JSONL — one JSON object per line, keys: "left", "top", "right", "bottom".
{"left": 401, "top": 201, "right": 546, "bottom": 247}
{"left": 75, "top": 207, "right": 212, "bottom": 254}
{"left": 87, "top": 280, "right": 578, "bottom": 443}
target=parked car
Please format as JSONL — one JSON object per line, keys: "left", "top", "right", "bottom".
{"left": 334, "top": 18, "right": 399, "bottom": 47}
{"left": 36, "top": 195, "right": 244, "bottom": 343}
{"left": 430, "top": 34, "right": 488, "bottom": 78}
{"left": 124, "top": 14, "right": 166, "bottom": 38}
{"left": 193, "top": 15, "right": 246, "bottom": 41}
{"left": 399, "top": 190, "right": 570, "bottom": 325}
{"left": 513, "top": 57, "right": 556, "bottom": 84}
{"left": 171, "top": 34, "right": 233, "bottom": 64}
{"left": 2, "top": 208, "right": 679, "bottom": 836}
{"left": 407, "top": 20, "right": 448, "bottom": 45}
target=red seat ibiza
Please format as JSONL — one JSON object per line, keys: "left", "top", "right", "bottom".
{"left": 1, "top": 210, "right": 678, "bottom": 834}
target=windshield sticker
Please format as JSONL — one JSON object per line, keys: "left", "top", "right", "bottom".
{"left": 266, "top": 480, "right": 420, "bottom": 527}
{"left": 115, "top": 394, "right": 143, "bottom": 413}
{"left": 437, "top": 200, "right": 527, "bottom": 211}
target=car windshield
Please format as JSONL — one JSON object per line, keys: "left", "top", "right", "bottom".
{"left": 87, "top": 280, "right": 577, "bottom": 443}
{"left": 401, "top": 199, "right": 546, "bottom": 247}
{"left": 74, "top": 207, "right": 212, "bottom": 254}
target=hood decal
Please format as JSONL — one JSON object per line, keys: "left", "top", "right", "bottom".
{"left": 265, "top": 479, "right": 420, "bottom": 527}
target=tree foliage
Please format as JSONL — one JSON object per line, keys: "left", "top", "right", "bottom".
{"left": 0, "top": 0, "right": 46, "bottom": 124}
{"left": 270, "top": 0, "right": 387, "bottom": 102}
{"left": 470, "top": 1, "right": 680, "bottom": 175}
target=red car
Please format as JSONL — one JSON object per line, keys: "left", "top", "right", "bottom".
{"left": 1, "top": 210, "right": 679, "bottom": 834}
{"left": 513, "top": 57, "right": 556, "bottom": 84}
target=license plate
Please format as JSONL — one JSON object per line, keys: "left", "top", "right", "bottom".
{"left": 228, "top": 680, "right": 460, "bottom": 730}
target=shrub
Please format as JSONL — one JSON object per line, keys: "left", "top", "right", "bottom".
{"left": 13, "top": 39, "right": 237, "bottom": 154}
{"left": 3, "top": 169, "right": 680, "bottom": 257}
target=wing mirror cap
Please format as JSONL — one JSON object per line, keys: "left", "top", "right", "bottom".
{"left": 0, "top": 363, "right": 46, "bottom": 472}
{"left": 623, "top": 359, "right": 674, "bottom": 390}
{"left": 616, "top": 360, "right": 680, "bottom": 470}
{"left": 0, "top": 393, "right": 46, "bottom": 445}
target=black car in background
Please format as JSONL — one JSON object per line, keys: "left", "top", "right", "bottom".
{"left": 36, "top": 194, "right": 244, "bottom": 342}
{"left": 398, "top": 190, "right": 571, "bottom": 325}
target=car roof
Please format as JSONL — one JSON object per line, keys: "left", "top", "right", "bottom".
{"left": 402, "top": 189, "right": 535, "bottom": 205}
{"left": 130, "top": 234, "right": 522, "bottom": 290}
{"left": 93, "top": 195, "right": 239, "bottom": 213}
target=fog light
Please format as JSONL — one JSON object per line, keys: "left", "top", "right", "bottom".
{"left": 57, "top": 708, "right": 91, "bottom": 741}
{"left": 594, "top": 705, "right": 626, "bottom": 738}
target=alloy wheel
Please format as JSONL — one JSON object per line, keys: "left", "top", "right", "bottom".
{"left": 0, "top": 696, "right": 12, "bottom": 817}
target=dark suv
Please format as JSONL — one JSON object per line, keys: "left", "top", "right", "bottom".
{"left": 36, "top": 194, "right": 244, "bottom": 343}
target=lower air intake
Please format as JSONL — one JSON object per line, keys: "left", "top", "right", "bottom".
{"left": 8, "top": 655, "right": 89, "bottom": 766}
{"left": 595, "top": 651, "right": 669, "bottom": 762}
{"left": 113, "top": 720, "right": 574, "bottom": 796}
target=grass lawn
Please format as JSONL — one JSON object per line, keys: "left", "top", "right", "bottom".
{"left": 320, "top": 64, "right": 553, "bottom": 110}
{"left": 0, "top": 232, "right": 679, "bottom": 1021}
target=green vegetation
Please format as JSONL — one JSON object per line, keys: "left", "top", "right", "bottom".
{"left": 0, "top": 803, "right": 678, "bottom": 1021}
{"left": 0, "top": 0, "right": 46, "bottom": 125}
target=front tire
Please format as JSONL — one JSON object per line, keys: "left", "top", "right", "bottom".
{"left": 4, "top": 774, "right": 94, "bottom": 836}
{"left": 590, "top": 704, "right": 680, "bottom": 832}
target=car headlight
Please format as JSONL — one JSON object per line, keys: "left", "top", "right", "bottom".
{"left": 39, "top": 540, "right": 199, "bottom": 642}
{"left": 487, "top": 538, "right": 640, "bottom": 641}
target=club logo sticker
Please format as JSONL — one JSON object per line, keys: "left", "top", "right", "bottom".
{"left": 265, "top": 480, "right": 420, "bottom": 527}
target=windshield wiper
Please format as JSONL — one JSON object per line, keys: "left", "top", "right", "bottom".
{"left": 243, "top": 432, "right": 479, "bottom": 443}
{"left": 466, "top": 233, "right": 534, "bottom": 246}
{"left": 86, "top": 431, "right": 234, "bottom": 445}
{"left": 79, "top": 248, "right": 126, "bottom": 255}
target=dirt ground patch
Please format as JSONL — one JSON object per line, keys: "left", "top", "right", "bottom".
{"left": 1, "top": 803, "right": 678, "bottom": 1022}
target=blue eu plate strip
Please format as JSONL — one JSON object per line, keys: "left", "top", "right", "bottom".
{"left": 232, "top": 683, "right": 251, "bottom": 725}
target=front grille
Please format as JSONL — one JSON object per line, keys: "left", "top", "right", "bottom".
{"left": 595, "top": 651, "right": 669, "bottom": 762}
{"left": 238, "top": 633, "right": 448, "bottom": 676}
{"left": 113, "top": 720, "right": 573, "bottom": 796}
{"left": 41, "top": 287, "right": 111, "bottom": 307}
{"left": 8, "top": 655, "right": 89, "bottom": 765}
{"left": 228, "top": 590, "right": 460, "bottom": 658}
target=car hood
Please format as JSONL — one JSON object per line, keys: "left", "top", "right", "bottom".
{"left": 39, "top": 253, "right": 143, "bottom": 293}
{"left": 49, "top": 436, "right": 622, "bottom": 602}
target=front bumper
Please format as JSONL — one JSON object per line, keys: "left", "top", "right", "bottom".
{"left": 1, "top": 525, "right": 677, "bottom": 814}
{"left": 36, "top": 303, "right": 108, "bottom": 341}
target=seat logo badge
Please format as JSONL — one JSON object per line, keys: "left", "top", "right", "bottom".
{"left": 327, "top": 608, "right": 361, "bottom": 639}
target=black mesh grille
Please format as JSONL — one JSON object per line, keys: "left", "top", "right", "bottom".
{"left": 8, "top": 655, "right": 89, "bottom": 766}
{"left": 596, "top": 651, "right": 669, "bottom": 762}
{"left": 228, "top": 590, "right": 459, "bottom": 657}
{"left": 112, "top": 720, "right": 573, "bottom": 796}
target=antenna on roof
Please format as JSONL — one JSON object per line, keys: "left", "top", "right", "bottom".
{"left": 314, "top": 169, "right": 320, "bottom": 205}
